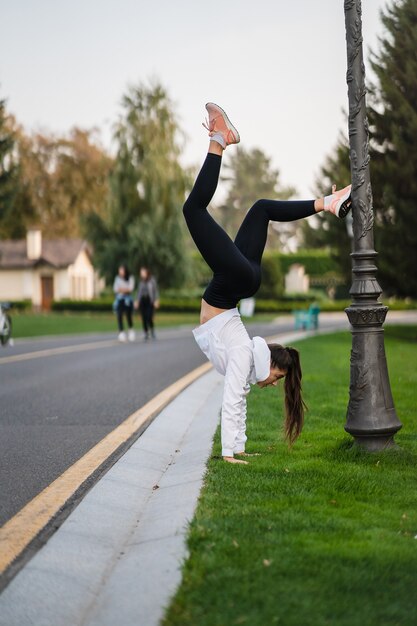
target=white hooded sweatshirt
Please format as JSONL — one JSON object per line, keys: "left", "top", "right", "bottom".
{"left": 193, "top": 308, "right": 271, "bottom": 457}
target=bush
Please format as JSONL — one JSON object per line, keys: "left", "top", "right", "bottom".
{"left": 51, "top": 299, "right": 114, "bottom": 312}
{"left": 190, "top": 250, "right": 338, "bottom": 290}
{"left": 258, "top": 254, "right": 284, "bottom": 299}
{"left": 160, "top": 298, "right": 202, "bottom": 312}
{"left": 190, "top": 252, "right": 212, "bottom": 288}
{"left": 50, "top": 295, "right": 417, "bottom": 315}
{"left": 277, "top": 250, "right": 339, "bottom": 276}
{"left": 51, "top": 297, "right": 203, "bottom": 314}
{"left": 2, "top": 300, "right": 32, "bottom": 311}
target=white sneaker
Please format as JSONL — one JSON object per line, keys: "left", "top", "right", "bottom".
{"left": 118, "top": 331, "right": 127, "bottom": 342}
{"left": 128, "top": 329, "right": 136, "bottom": 342}
{"left": 324, "top": 184, "right": 352, "bottom": 218}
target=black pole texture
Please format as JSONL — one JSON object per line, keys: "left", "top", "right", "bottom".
{"left": 343, "top": 0, "right": 402, "bottom": 450}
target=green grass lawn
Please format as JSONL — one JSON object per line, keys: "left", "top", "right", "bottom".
{"left": 163, "top": 327, "right": 417, "bottom": 626}
{"left": 9, "top": 311, "right": 277, "bottom": 339}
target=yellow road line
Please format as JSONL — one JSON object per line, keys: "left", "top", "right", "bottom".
{"left": 0, "top": 361, "right": 212, "bottom": 575}
{"left": 0, "top": 339, "right": 119, "bottom": 365}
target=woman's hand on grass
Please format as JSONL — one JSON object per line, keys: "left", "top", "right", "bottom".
{"left": 223, "top": 456, "right": 249, "bottom": 465}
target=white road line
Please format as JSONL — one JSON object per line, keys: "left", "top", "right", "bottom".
{"left": 0, "top": 339, "right": 119, "bottom": 365}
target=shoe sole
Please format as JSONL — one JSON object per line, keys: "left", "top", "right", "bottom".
{"left": 338, "top": 194, "right": 352, "bottom": 218}
{"left": 206, "top": 102, "right": 240, "bottom": 144}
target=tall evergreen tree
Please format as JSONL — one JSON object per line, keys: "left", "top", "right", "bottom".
{"left": 301, "top": 134, "right": 352, "bottom": 283}
{"left": 85, "top": 81, "right": 191, "bottom": 288}
{"left": 0, "top": 98, "right": 20, "bottom": 238}
{"left": 368, "top": 0, "right": 417, "bottom": 297}
{"left": 303, "top": 0, "right": 417, "bottom": 297}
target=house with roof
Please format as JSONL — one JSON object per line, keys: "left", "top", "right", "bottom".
{"left": 0, "top": 230, "right": 103, "bottom": 309}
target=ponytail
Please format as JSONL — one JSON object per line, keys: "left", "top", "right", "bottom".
{"left": 283, "top": 347, "right": 306, "bottom": 445}
{"left": 267, "top": 344, "right": 307, "bottom": 445}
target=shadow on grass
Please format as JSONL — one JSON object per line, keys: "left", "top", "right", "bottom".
{"left": 325, "top": 437, "right": 416, "bottom": 468}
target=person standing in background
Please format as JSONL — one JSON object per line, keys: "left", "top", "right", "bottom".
{"left": 136, "top": 267, "right": 160, "bottom": 340}
{"left": 113, "top": 265, "right": 135, "bottom": 342}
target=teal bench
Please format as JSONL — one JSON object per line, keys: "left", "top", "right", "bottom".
{"left": 294, "top": 304, "right": 320, "bottom": 330}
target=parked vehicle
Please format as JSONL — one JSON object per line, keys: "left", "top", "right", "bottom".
{"left": 0, "top": 302, "right": 12, "bottom": 346}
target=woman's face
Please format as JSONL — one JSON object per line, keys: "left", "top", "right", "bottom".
{"left": 257, "top": 366, "right": 287, "bottom": 388}
{"left": 118, "top": 266, "right": 126, "bottom": 278}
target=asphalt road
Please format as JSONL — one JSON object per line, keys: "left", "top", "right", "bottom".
{"left": 0, "top": 318, "right": 307, "bottom": 527}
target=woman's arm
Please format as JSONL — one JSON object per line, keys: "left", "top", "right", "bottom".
{"left": 152, "top": 278, "right": 160, "bottom": 309}
{"left": 116, "top": 277, "right": 135, "bottom": 295}
{"left": 137, "top": 281, "right": 143, "bottom": 302}
{"left": 234, "top": 383, "right": 250, "bottom": 454}
{"left": 221, "top": 346, "right": 252, "bottom": 459}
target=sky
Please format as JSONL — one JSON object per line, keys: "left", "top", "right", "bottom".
{"left": 0, "top": 0, "right": 389, "bottom": 198}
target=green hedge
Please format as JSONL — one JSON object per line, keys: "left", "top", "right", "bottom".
{"left": 159, "top": 298, "right": 202, "bottom": 312}
{"left": 50, "top": 297, "right": 349, "bottom": 314}
{"left": 191, "top": 249, "right": 340, "bottom": 282}
{"left": 52, "top": 299, "right": 114, "bottom": 312}
{"left": 1, "top": 299, "right": 32, "bottom": 311}
{"left": 253, "top": 299, "right": 352, "bottom": 313}
{"left": 274, "top": 250, "right": 339, "bottom": 276}
{"left": 50, "top": 297, "right": 417, "bottom": 314}
{"left": 51, "top": 297, "right": 203, "bottom": 314}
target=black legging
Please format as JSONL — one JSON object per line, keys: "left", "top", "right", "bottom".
{"left": 116, "top": 301, "right": 133, "bottom": 332}
{"left": 140, "top": 298, "right": 155, "bottom": 334}
{"left": 183, "top": 153, "right": 316, "bottom": 309}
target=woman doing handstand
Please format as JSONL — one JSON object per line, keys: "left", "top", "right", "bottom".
{"left": 184, "top": 103, "right": 351, "bottom": 465}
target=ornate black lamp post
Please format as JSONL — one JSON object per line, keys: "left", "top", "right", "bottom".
{"left": 343, "top": 0, "right": 402, "bottom": 450}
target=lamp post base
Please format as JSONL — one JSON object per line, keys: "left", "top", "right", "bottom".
{"left": 347, "top": 433, "right": 399, "bottom": 452}
{"left": 345, "top": 307, "right": 402, "bottom": 449}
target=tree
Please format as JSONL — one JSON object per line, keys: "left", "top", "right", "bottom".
{"left": 0, "top": 113, "right": 113, "bottom": 240}
{"left": 304, "top": 0, "right": 417, "bottom": 298}
{"left": 85, "top": 80, "right": 192, "bottom": 288}
{"left": 216, "top": 147, "right": 297, "bottom": 250}
{"left": 13, "top": 127, "right": 113, "bottom": 238}
{"left": 301, "top": 134, "right": 352, "bottom": 283}
{"left": 0, "top": 98, "right": 20, "bottom": 238}
{"left": 367, "top": 0, "right": 417, "bottom": 297}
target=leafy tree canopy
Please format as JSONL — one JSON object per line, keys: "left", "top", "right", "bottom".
{"left": 84, "top": 80, "right": 192, "bottom": 288}
{"left": 0, "top": 102, "right": 113, "bottom": 240}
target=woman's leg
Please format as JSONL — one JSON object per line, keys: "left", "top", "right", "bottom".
{"left": 183, "top": 150, "right": 251, "bottom": 277}
{"left": 116, "top": 304, "right": 124, "bottom": 332}
{"left": 234, "top": 198, "right": 316, "bottom": 265}
{"left": 146, "top": 304, "right": 155, "bottom": 337}
{"left": 148, "top": 304, "right": 155, "bottom": 331}
{"left": 126, "top": 305, "right": 133, "bottom": 329}
{"left": 140, "top": 305, "right": 148, "bottom": 334}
